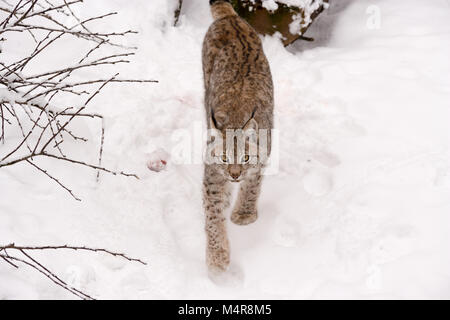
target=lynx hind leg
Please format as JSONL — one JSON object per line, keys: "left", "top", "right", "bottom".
{"left": 203, "top": 166, "right": 231, "bottom": 273}
{"left": 231, "top": 170, "right": 262, "bottom": 226}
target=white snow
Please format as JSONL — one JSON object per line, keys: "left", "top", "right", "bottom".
{"left": 1, "top": 0, "right": 450, "bottom": 299}
{"left": 262, "top": 0, "right": 279, "bottom": 12}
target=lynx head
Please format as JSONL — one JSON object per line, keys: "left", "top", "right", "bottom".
{"left": 206, "top": 111, "right": 265, "bottom": 182}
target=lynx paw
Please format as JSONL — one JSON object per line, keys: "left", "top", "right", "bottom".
{"left": 208, "top": 263, "right": 244, "bottom": 287}
{"left": 231, "top": 209, "right": 258, "bottom": 225}
{"left": 206, "top": 247, "right": 230, "bottom": 274}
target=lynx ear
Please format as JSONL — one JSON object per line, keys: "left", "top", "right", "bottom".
{"left": 209, "top": 116, "right": 216, "bottom": 130}
{"left": 243, "top": 118, "right": 258, "bottom": 131}
{"left": 211, "top": 110, "right": 227, "bottom": 129}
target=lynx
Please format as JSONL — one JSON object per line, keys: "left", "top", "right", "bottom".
{"left": 202, "top": 0, "right": 274, "bottom": 274}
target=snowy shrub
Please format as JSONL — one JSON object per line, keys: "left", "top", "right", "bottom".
{"left": 0, "top": 0, "right": 154, "bottom": 299}
{"left": 0, "top": 0, "right": 157, "bottom": 200}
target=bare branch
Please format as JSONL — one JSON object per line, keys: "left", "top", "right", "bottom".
{"left": 0, "top": 243, "right": 147, "bottom": 300}
{"left": 26, "top": 159, "right": 81, "bottom": 201}
{"left": 2, "top": 243, "right": 147, "bottom": 265}
{"left": 42, "top": 152, "right": 139, "bottom": 179}
{"left": 96, "top": 117, "right": 105, "bottom": 181}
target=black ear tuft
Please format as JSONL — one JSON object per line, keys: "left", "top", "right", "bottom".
{"left": 211, "top": 110, "right": 228, "bottom": 129}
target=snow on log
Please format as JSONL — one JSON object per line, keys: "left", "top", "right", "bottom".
{"left": 230, "top": 0, "right": 329, "bottom": 46}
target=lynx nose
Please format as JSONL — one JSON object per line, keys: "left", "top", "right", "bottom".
{"left": 229, "top": 165, "right": 241, "bottom": 181}
{"left": 230, "top": 172, "right": 240, "bottom": 180}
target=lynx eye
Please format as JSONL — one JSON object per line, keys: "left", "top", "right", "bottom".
{"left": 220, "top": 154, "right": 229, "bottom": 163}
{"left": 242, "top": 154, "right": 250, "bottom": 163}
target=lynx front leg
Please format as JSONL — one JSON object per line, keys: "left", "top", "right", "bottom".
{"left": 203, "top": 165, "right": 231, "bottom": 273}
{"left": 231, "top": 169, "right": 263, "bottom": 225}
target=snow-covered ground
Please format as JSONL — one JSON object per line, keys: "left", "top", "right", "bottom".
{"left": 1, "top": 0, "right": 450, "bottom": 299}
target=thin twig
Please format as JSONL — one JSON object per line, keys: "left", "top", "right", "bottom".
{"left": 26, "top": 159, "right": 81, "bottom": 201}
{"left": 2, "top": 243, "right": 147, "bottom": 265}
